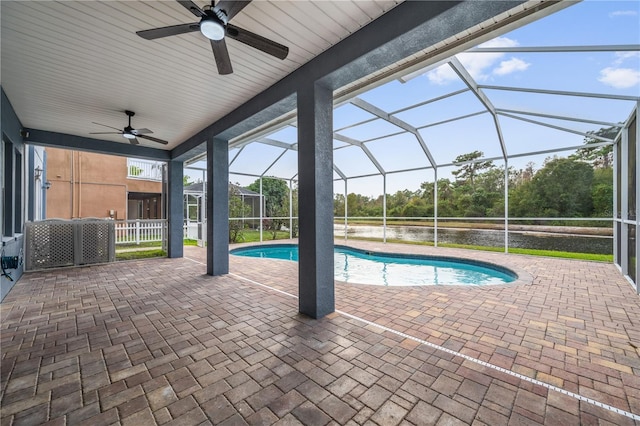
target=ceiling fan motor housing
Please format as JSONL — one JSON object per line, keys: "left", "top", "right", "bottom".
{"left": 90, "top": 110, "right": 168, "bottom": 145}
{"left": 200, "top": 7, "right": 228, "bottom": 40}
{"left": 135, "top": 0, "right": 289, "bottom": 75}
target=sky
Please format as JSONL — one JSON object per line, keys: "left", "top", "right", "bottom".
{"left": 186, "top": 0, "right": 640, "bottom": 197}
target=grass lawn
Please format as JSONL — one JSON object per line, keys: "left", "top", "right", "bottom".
{"left": 342, "top": 219, "right": 612, "bottom": 235}
{"left": 116, "top": 249, "right": 166, "bottom": 261}
{"left": 232, "top": 230, "right": 293, "bottom": 243}
{"left": 347, "top": 237, "right": 613, "bottom": 262}
{"left": 116, "top": 234, "right": 612, "bottom": 263}
{"left": 117, "top": 241, "right": 164, "bottom": 249}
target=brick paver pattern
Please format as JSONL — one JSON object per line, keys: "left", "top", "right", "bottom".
{"left": 1, "top": 240, "right": 639, "bottom": 425}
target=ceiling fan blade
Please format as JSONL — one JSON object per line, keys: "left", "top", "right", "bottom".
{"left": 89, "top": 132, "right": 122, "bottom": 135}
{"left": 226, "top": 24, "right": 288, "bottom": 60}
{"left": 133, "top": 128, "right": 153, "bottom": 135}
{"left": 137, "top": 23, "right": 200, "bottom": 40}
{"left": 91, "top": 122, "right": 122, "bottom": 131}
{"left": 129, "top": 137, "right": 141, "bottom": 145}
{"left": 137, "top": 134, "right": 169, "bottom": 145}
{"left": 176, "top": 0, "right": 206, "bottom": 17}
{"left": 215, "top": 0, "right": 251, "bottom": 20}
{"left": 210, "top": 39, "right": 233, "bottom": 75}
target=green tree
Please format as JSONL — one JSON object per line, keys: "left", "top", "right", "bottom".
{"left": 248, "top": 177, "right": 290, "bottom": 239}
{"left": 530, "top": 157, "right": 594, "bottom": 217}
{"left": 475, "top": 167, "right": 506, "bottom": 217}
{"left": 511, "top": 162, "right": 536, "bottom": 186}
{"left": 571, "top": 126, "right": 619, "bottom": 169}
{"left": 436, "top": 178, "right": 455, "bottom": 217}
{"left": 592, "top": 167, "right": 613, "bottom": 216}
{"left": 334, "top": 193, "right": 346, "bottom": 217}
{"left": 387, "top": 190, "right": 418, "bottom": 217}
{"left": 419, "top": 181, "right": 434, "bottom": 202}
{"left": 248, "top": 178, "right": 289, "bottom": 217}
{"left": 401, "top": 198, "right": 431, "bottom": 217}
{"left": 229, "top": 185, "right": 251, "bottom": 243}
{"left": 508, "top": 179, "right": 537, "bottom": 218}
{"left": 284, "top": 184, "right": 299, "bottom": 237}
{"left": 346, "top": 193, "right": 380, "bottom": 217}
{"left": 452, "top": 151, "right": 495, "bottom": 188}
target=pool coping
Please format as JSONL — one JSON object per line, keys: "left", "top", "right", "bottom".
{"left": 229, "top": 240, "right": 534, "bottom": 287}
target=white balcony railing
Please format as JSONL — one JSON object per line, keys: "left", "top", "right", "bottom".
{"left": 127, "top": 159, "right": 163, "bottom": 181}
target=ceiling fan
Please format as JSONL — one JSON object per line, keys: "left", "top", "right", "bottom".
{"left": 136, "top": 0, "right": 289, "bottom": 75}
{"left": 90, "top": 110, "right": 168, "bottom": 145}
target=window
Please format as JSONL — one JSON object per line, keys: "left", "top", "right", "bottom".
{"left": 14, "top": 150, "right": 22, "bottom": 233}
{"left": 3, "top": 140, "right": 13, "bottom": 236}
{"left": 0, "top": 140, "right": 4, "bottom": 237}
{"left": 628, "top": 117, "right": 637, "bottom": 221}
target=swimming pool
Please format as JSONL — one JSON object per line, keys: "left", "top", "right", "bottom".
{"left": 230, "top": 244, "right": 517, "bottom": 286}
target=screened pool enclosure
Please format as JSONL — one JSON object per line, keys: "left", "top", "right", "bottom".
{"left": 184, "top": 2, "right": 639, "bottom": 291}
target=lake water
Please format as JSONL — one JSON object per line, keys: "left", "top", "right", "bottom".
{"left": 334, "top": 225, "right": 613, "bottom": 255}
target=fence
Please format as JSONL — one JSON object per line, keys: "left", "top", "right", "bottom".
{"left": 115, "top": 219, "right": 208, "bottom": 244}
{"left": 115, "top": 219, "right": 166, "bottom": 245}
{"left": 184, "top": 220, "right": 202, "bottom": 241}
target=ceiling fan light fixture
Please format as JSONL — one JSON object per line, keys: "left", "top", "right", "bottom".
{"left": 200, "top": 19, "right": 225, "bottom": 41}
{"left": 136, "top": 0, "right": 289, "bottom": 75}
{"left": 122, "top": 133, "right": 136, "bottom": 140}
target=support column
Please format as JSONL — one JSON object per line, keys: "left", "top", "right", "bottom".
{"left": 167, "top": 160, "right": 184, "bottom": 258}
{"left": 259, "top": 177, "right": 263, "bottom": 242}
{"left": 344, "top": 179, "right": 348, "bottom": 241}
{"left": 434, "top": 168, "right": 438, "bottom": 248}
{"left": 207, "top": 138, "right": 229, "bottom": 275}
{"left": 504, "top": 159, "right": 509, "bottom": 253}
{"left": 297, "top": 81, "right": 335, "bottom": 319}
{"left": 383, "top": 175, "right": 387, "bottom": 243}
{"left": 289, "top": 179, "right": 294, "bottom": 239}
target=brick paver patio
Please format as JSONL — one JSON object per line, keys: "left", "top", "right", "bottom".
{"left": 1, "top": 240, "right": 639, "bottom": 425}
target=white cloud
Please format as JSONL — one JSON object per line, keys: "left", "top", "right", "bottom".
{"left": 493, "top": 58, "right": 530, "bottom": 76}
{"left": 427, "top": 36, "right": 522, "bottom": 85}
{"left": 426, "top": 65, "right": 457, "bottom": 85}
{"left": 598, "top": 67, "right": 640, "bottom": 89}
{"left": 597, "top": 49, "right": 640, "bottom": 89}
{"left": 614, "top": 51, "right": 640, "bottom": 65}
{"left": 609, "top": 10, "right": 638, "bottom": 18}
{"left": 477, "top": 37, "right": 520, "bottom": 49}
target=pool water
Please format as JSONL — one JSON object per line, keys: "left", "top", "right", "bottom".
{"left": 230, "top": 244, "right": 517, "bottom": 286}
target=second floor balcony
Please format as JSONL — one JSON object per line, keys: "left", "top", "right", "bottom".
{"left": 127, "top": 158, "right": 163, "bottom": 181}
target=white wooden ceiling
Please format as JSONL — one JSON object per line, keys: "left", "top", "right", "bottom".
{"left": 1, "top": 0, "right": 400, "bottom": 150}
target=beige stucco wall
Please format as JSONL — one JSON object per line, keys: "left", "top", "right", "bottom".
{"left": 127, "top": 176, "right": 163, "bottom": 193}
{"left": 45, "top": 148, "right": 162, "bottom": 220}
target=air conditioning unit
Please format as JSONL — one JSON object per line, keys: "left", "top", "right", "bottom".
{"left": 25, "top": 219, "right": 115, "bottom": 271}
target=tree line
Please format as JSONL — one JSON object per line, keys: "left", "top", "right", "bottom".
{"left": 333, "top": 127, "right": 615, "bottom": 220}
{"left": 229, "top": 127, "right": 615, "bottom": 241}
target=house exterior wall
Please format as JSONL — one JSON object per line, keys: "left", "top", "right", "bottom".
{"left": 45, "top": 148, "right": 162, "bottom": 220}
{"left": 127, "top": 177, "right": 163, "bottom": 193}
{"left": 1, "top": 88, "right": 25, "bottom": 300}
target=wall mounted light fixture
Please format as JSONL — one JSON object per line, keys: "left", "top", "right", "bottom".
{"left": 34, "top": 166, "right": 42, "bottom": 181}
